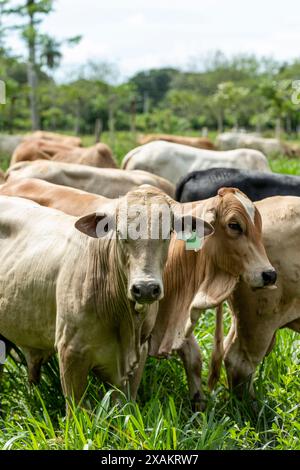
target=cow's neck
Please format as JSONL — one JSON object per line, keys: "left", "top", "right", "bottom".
{"left": 80, "top": 236, "right": 144, "bottom": 382}
{"left": 84, "top": 236, "right": 131, "bottom": 319}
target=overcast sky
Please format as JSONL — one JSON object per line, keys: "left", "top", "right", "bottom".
{"left": 7, "top": 0, "right": 300, "bottom": 81}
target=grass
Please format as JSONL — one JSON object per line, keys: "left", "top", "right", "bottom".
{"left": 0, "top": 134, "right": 300, "bottom": 450}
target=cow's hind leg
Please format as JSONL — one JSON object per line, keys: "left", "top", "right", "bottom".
{"left": 178, "top": 334, "right": 206, "bottom": 411}
{"left": 22, "top": 347, "right": 53, "bottom": 385}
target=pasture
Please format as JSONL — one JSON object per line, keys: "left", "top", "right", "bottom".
{"left": 0, "top": 136, "right": 300, "bottom": 451}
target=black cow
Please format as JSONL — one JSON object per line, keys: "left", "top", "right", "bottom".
{"left": 176, "top": 167, "right": 300, "bottom": 202}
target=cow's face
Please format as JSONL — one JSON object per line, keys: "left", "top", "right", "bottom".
{"left": 75, "top": 186, "right": 213, "bottom": 306}
{"left": 206, "top": 188, "right": 276, "bottom": 289}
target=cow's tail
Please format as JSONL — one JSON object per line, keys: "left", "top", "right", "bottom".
{"left": 208, "top": 303, "right": 224, "bottom": 390}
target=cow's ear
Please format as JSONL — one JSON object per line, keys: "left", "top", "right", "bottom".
{"left": 173, "top": 214, "right": 214, "bottom": 241}
{"left": 75, "top": 212, "right": 115, "bottom": 238}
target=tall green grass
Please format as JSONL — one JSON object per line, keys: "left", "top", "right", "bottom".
{"left": 1, "top": 309, "right": 300, "bottom": 450}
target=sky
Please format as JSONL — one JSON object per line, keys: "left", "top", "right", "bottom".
{"left": 6, "top": 0, "right": 300, "bottom": 81}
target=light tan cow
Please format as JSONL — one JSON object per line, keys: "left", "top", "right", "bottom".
{"left": 0, "top": 188, "right": 211, "bottom": 405}
{"left": 6, "top": 161, "right": 175, "bottom": 198}
{"left": 25, "top": 131, "right": 82, "bottom": 147}
{"left": 218, "top": 196, "right": 300, "bottom": 396}
{"left": 10, "top": 140, "right": 116, "bottom": 168}
{"left": 138, "top": 134, "right": 216, "bottom": 150}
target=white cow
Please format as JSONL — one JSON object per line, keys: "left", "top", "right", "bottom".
{"left": 0, "top": 134, "right": 24, "bottom": 156}
{"left": 122, "top": 141, "right": 271, "bottom": 185}
{"left": 216, "top": 132, "right": 296, "bottom": 157}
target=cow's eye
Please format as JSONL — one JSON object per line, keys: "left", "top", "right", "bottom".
{"left": 228, "top": 222, "right": 243, "bottom": 233}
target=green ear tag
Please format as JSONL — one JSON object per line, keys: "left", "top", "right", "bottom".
{"left": 185, "top": 231, "right": 203, "bottom": 251}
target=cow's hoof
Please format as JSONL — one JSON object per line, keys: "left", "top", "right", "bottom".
{"left": 191, "top": 392, "right": 206, "bottom": 412}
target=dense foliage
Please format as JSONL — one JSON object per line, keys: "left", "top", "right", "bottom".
{"left": 1, "top": 45, "right": 300, "bottom": 135}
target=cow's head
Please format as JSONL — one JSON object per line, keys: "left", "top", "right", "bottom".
{"left": 187, "top": 187, "right": 276, "bottom": 321}
{"left": 75, "top": 185, "right": 213, "bottom": 307}
{"left": 206, "top": 187, "right": 276, "bottom": 289}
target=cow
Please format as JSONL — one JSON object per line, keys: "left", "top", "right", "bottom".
{"left": 52, "top": 143, "right": 117, "bottom": 168}
{"left": 6, "top": 161, "right": 175, "bottom": 198}
{"left": 122, "top": 141, "right": 271, "bottom": 185}
{"left": 10, "top": 140, "right": 116, "bottom": 169}
{"left": 217, "top": 132, "right": 300, "bottom": 158}
{"left": 0, "top": 134, "right": 24, "bottom": 157}
{"left": 0, "top": 180, "right": 276, "bottom": 408}
{"left": 176, "top": 168, "right": 300, "bottom": 203}
{"left": 138, "top": 134, "right": 216, "bottom": 150}
{"left": 0, "top": 178, "right": 109, "bottom": 216}
{"left": 217, "top": 196, "right": 300, "bottom": 396}
{"left": 131, "top": 188, "right": 276, "bottom": 409}
{"left": 10, "top": 139, "right": 75, "bottom": 165}
{"left": 25, "top": 131, "right": 82, "bottom": 147}
{"left": 0, "top": 187, "right": 211, "bottom": 405}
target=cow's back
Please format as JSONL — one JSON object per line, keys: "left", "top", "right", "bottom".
{"left": 123, "top": 141, "right": 270, "bottom": 185}
{"left": 176, "top": 168, "right": 300, "bottom": 202}
{"left": 6, "top": 161, "right": 175, "bottom": 197}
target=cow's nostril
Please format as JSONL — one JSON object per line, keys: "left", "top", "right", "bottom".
{"left": 262, "top": 270, "right": 277, "bottom": 286}
{"left": 151, "top": 284, "right": 161, "bottom": 299}
{"left": 131, "top": 285, "right": 142, "bottom": 298}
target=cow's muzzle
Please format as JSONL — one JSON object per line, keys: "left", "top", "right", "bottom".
{"left": 262, "top": 269, "right": 277, "bottom": 286}
{"left": 130, "top": 282, "right": 162, "bottom": 304}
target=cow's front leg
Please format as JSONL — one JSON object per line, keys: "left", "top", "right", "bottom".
{"left": 58, "top": 343, "right": 90, "bottom": 406}
{"left": 178, "top": 334, "right": 206, "bottom": 411}
{"left": 129, "top": 342, "right": 148, "bottom": 400}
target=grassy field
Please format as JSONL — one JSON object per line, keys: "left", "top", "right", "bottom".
{"left": 0, "top": 134, "right": 300, "bottom": 450}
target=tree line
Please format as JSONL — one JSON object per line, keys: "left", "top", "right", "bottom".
{"left": 0, "top": 1, "right": 300, "bottom": 137}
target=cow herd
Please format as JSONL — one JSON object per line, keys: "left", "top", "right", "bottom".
{"left": 0, "top": 130, "right": 299, "bottom": 412}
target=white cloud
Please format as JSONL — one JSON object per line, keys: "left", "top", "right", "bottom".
{"left": 5, "top": 0, "right": 300, "bottom": 81}
{"left": 126, "top": 13, "right": 146, "bottom": 27}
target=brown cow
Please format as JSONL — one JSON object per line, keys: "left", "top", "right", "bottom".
{"left": 1, "top": 179, "right": 275, "bottom": 408}
{"left": 138, "top": 133, "right": 216, "bottom": 150}
{"left": 11, "top": 140, "right": 116, "bottom": 168}
{"left": 52, "top": 143, "right": 117, "bottom": 168}
{"left": 0, "top": 178, "right": 109, "bottom": 216}
{"left": 25, "top": 131, "right": 82, "bottom": 147}
{"left": 10, "top": 139, "right": 74, "bottom": 165}
{"left": 142, "top": 188, "right": 276, "bottom": 409}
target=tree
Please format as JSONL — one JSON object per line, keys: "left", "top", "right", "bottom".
{"left": 130, "top": 68, "right": 178, "bottom": 112}
{"left": 211, "top": 81, "right": 249, "bottom": 132}
{"left": 6, "top": 1, "right": 55, "bottom": 129}
{"left": 3, "top": 1, "right": 80, "bottom": 130}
